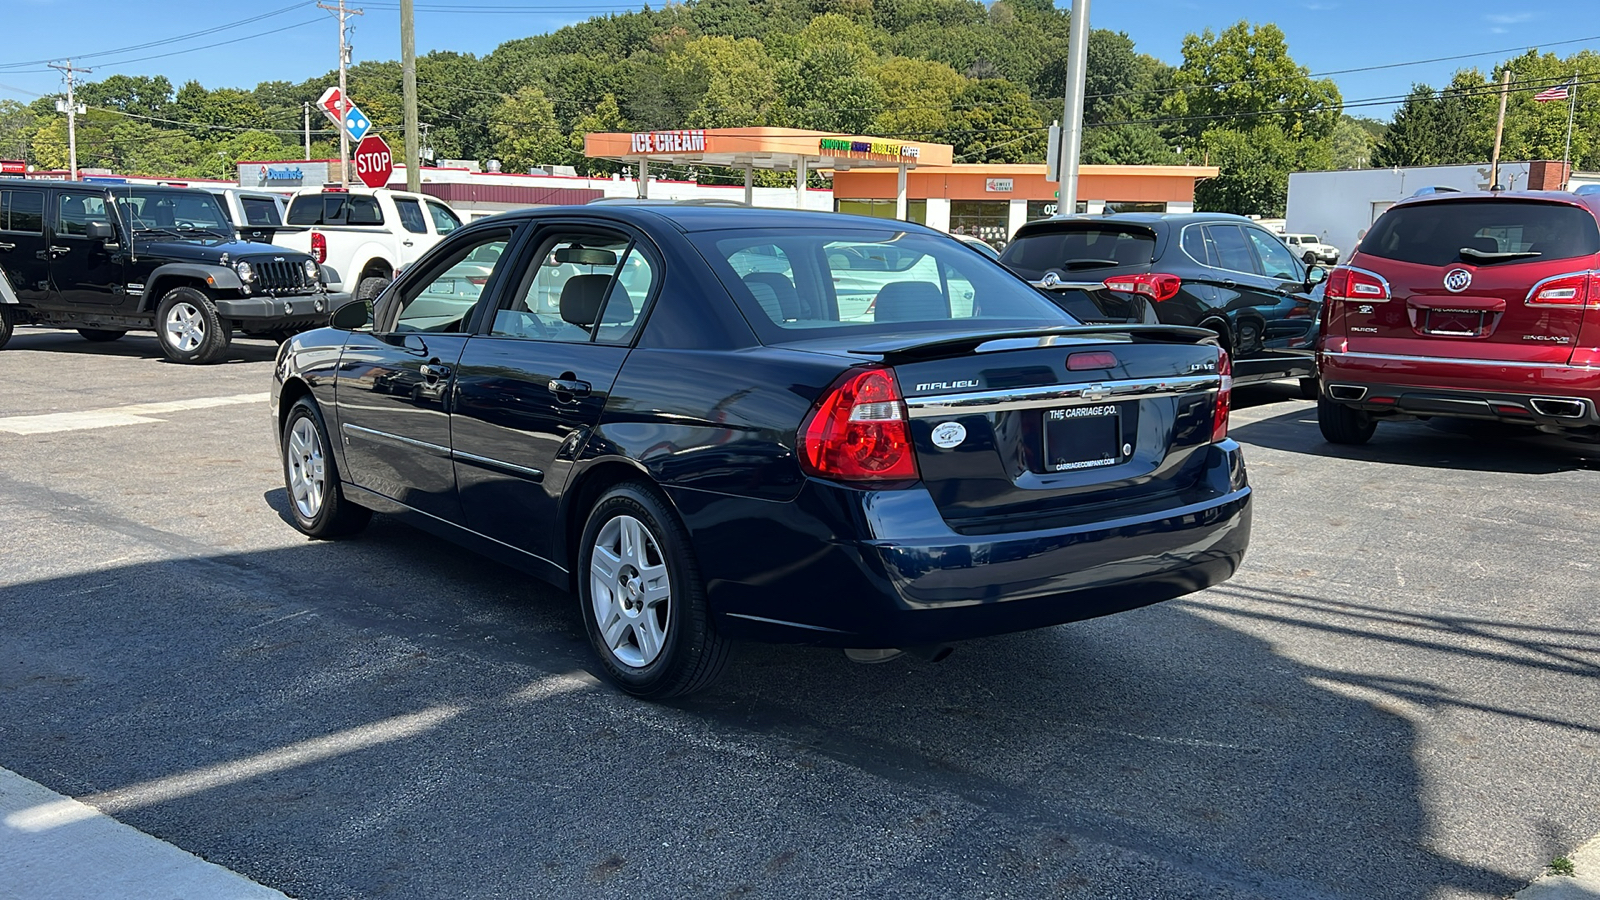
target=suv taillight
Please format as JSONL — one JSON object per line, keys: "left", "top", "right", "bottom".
{"left": 1324, "top": 266, "right": 1389, "bottom": 301}
{"left": 799, "top": 368, "right": 919, "bottom": 483}
{"left": 1103, "top": 272, "right": 1182, "bottom": 302}
{"left": 1526, "top": 272, "right": 1600, "bottom": 307}
{"left": 310, "top": 231, "right": 327, "bottom": 264}
{"left": 1213, "top": 349, "right": 1232, "bottom": 443}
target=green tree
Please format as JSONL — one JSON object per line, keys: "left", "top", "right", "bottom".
{"left": 1163, "top": 22, "right": 1340, "bottom": 142}
{"left": 942, "top": 78, "right": 1044, "bottom": 162}
{"left": 569, "top": 93, "right": 628, "bottom": 175}
{"left": 1329, "top": 116, "right": 1376, "bottom": 169}
{"left": 488, "top": 86, "right": 572, "bottom": 172}
{"left": 1373, "top": 71, "right": 1494, "bottom": 167}
{"left": 1194, "top": 122, "right": 1328, "bottom": 217}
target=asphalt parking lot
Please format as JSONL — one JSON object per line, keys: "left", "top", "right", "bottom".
{"left": 2, "top": 325, "right": 1599, "bottom": 900}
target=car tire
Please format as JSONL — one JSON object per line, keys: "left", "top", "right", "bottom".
{"left": 281, "top": 397, "right": 371, "bottom": 539}
{"left": 356, "top": 276, "right": 390, "bottom": 302}
{"left": 0, "top": 306, "right": 13, "bottom": 350}
{"left": 155, "top": 286, "right": 231, "bottom": 364}
{"left": 78, "top": 328, "right": 127, "bottom": 342}
{"left": 1302, "top": 252, "right": 1317, "bottom": 266}
{"left": 1318, "top": 394, "right": 1377, "bottom": 444}
{"left": 1298, "top": 377, "right": 1320, "bottom": 400}
{"left": 578, "top": 482, "right": 730, "bottom": 699}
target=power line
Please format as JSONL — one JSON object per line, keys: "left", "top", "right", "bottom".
{"left": 0, "top": 2, "right": 318, "bottom": 72}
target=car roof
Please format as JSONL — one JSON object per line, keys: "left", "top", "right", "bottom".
{"left": 1389, "top": 189, "right": 1600, "bottom": 216}
{"left": 468, "top": 204, "right": 950, "bottom": 237}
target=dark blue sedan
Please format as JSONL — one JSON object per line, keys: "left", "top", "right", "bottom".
{"left": 272, "top": 206, "right": 1251, "bottom": 698}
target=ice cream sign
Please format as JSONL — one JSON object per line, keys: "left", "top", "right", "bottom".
{"left": 630, "top": 130, "right": 708, "bottom": 153}
{"left": 819, "top": 138, "right": 920, "bottom": 161}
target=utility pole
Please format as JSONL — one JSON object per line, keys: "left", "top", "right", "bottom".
{"left": 1489, "top": 68, "right": 1512, "bottom": 190}
{"left": 318, "top": 0, "right": 363, "bottom": 185}
{"left": 1562, "top": 76, "right": 1579, "bottom": 189}
{"left": 303, "top": 101, "right": 312, "bottom": 159}
{"left": 48, "top": 60, "right": 90, "bottom": 181}
{"left": 401, "top": 0, "right": 420, "bottom": 191}
{"left": 1055, "top": 0, "right": 1091, "bottom": 216}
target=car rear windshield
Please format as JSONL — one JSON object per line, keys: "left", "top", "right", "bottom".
{"left": 692, "top": 227, "right": 1077, "bottom": 340}
{"left": 1362, "top": 200, "right": 1600, "bottom": 266}
{"left": 286, "top": 193, "right": 383, "bottom": 226}
{"left": 1000, "top": 225, "right": 1157, "bottom": 278}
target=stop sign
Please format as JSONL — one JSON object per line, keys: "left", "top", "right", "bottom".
{"left": 352, "top": 134, "right": 393, "bottom": 189}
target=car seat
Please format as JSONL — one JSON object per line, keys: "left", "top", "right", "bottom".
{"left": 742, "top": 272, "right": 803, "bottom": 322}
{"left": 874, "top": 281, "right": 950, "bottom": 322}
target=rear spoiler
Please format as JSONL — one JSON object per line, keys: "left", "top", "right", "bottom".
{"left": 849, "top": 324, "right": 1216, "bottom": 364}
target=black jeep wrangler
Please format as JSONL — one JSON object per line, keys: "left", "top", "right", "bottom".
{"left": 0, "top": 180, "right": 337, "bottom": 364}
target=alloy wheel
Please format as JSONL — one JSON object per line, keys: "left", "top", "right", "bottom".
{"left": 590, "top": 514, "right": 672, "bottom": 668}
{"left": 286, "top": 417, "right": 326, "bottom": 519}
{"left": 164, "top": 301, "right": 205, "bottom": 352}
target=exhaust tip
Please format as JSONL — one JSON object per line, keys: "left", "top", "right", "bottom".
{"left": 844, "top": 648, "right": 903, "bottom": 664}
{"left": 906, "top": 644, "right": 955, "bottom": 663}
{"left": 1530, "top": 398, "right": 1587, "bottom": 419}
{"left": 1327, "top": 385, "right": 1368, "bottom": 402}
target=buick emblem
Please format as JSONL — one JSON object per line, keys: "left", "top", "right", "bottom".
{"left": 1443, "top": 268, "right": 1472, "bottom": 293}
{"left": 1040, "top": 272, "right": 1062, "bottom": 289}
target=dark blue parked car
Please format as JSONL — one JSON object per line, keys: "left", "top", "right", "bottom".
{"left": 272, "top": 206, "right": 1251, "bottom": 698}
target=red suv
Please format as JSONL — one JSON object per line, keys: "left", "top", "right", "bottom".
{"left": 1317, "top": 190, "right": 1600, "bottom": 443}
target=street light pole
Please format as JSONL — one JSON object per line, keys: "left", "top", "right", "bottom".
{"left": 1056, "top": 0, "right": 1091, "bottom": 216}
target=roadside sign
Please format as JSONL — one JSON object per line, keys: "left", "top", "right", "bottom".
{"left": 353, "top": 134, "right": 393, "bottom": 188}
{"left": 317, "top": 86, "right": 372, "bottom": 142}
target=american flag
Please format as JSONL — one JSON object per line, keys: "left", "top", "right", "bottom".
{"left": 1535, "top": 82, "right": 1574, "bottom": 103}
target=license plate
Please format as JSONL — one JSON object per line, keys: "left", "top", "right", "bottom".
{"left": 1423, "top": 308, "right": 1488, "bottom": 337}
{"left": 1042, "top": 405, "right": 1126, "bottom": 472}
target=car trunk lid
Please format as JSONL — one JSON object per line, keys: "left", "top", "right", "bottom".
{"left": 835, "top": 326, "right": 1230, "bottom": 533}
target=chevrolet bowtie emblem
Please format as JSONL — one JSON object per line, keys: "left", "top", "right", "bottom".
{"left": 1082, "top": 384, "right": 1111, "bottom": 402}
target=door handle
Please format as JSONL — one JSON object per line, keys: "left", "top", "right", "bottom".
{"left": 548, "top": 378, "right": 591, "bottom": 398}
{"left": 39, "top": 246, "right": 69, "bottom": 260}
{"left": 1220, "top": 279, "right": 1238, "bottom": 288}
{"left": 420, "top": 363, "right": 451, "bottom": 381}
{"left": 0, "top": 242, "right": 14, "bottom": 251}
{"left": 402, "top": 239, "right": 414, "bottom": 247}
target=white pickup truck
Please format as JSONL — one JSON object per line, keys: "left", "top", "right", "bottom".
{"left": 275, "top": 187, "right": 464, "bottom": 300}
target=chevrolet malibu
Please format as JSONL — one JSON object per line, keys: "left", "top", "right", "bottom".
{"left": 271, "top": 207, "right": 1251, "bottom": 698}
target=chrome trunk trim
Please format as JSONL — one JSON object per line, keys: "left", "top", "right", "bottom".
{"left": 904, "top": 374, "right": 1220, "bottom": 418}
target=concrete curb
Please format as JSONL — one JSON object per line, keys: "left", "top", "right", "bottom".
{"left": 0, "top": 766, "right": 288, "bottom": 900}
{"left": 1513, "top": 834, "right": 1600, "bottom": 900}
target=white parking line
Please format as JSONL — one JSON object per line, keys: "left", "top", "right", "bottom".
{"left": 0, "top": 393, "right": 267, "bottom": 435}
{"left": 0, "top": 767, "right": 288, "bottom": 900}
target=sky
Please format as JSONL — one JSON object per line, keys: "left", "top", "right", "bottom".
{"left": 0, "top": 0, "right": 1596, "bottom": 123}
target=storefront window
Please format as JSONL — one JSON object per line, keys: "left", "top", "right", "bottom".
{"left": 835, "top": 198, "right": 927, "bottom": 225}
{"left": 1025, "top": 200, "right": 1088, "bottom": 220}
{"left": 949, "top": 200, "right": 1010, "bottom": 244}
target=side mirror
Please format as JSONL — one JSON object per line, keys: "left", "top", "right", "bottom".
{"left": 1306, "top": 265, "right": 1327, "bottom": 287}
{"left": 329, "top": 298, "right": 371, "bottom": 330}
{"left": 86, "top": 221, "right": 115, "bottom": 242}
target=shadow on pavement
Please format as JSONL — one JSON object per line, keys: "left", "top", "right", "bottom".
{"left": 0, "top": 510, "right": 1532, "bottom": 899}
{"left": 1230, "top": 403, "right": 1600, "bottom": 476}
{"left": 5, "top": 327, "right": 282, "bottom": 365}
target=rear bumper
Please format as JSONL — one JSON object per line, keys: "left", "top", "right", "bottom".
{"left": 673, "top": 441, "right": 1251, "bottom": 647}
{"left": 1319, "top": 349, "right": 1600, "bottom": 428}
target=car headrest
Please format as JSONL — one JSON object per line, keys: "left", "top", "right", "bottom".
{"left": 743, "top": 272, "right": 801, "bottom": 320}
{"left": 555, "top": 246, "right": 619, "bottom": 266}
{"left": 601, "top": 283, "right": 633, "bottom": 323}
{"left": 874, "top": 281, "right": 949, "bottom": 322}
{"left": 560, "top": 275, "right": 613, "bottom": 327}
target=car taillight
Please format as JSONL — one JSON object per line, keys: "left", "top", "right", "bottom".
{"left": 799, "top": 368, "right": 919, "bottom": 483}
{"left": 1324, "top": 266, "right": 1389, "bottom": 301}
{"left": 468, "top": 276, "right": 489, "bottom": 287}
{"left": 1526, "top": 272, "right": 1600, "bottom": 307}
{"left": 1103, "top": 272, "right": 1182, "bottom": 302}
{"left": 310, "top": 232, "right": 327, "bottom": 264}
{"left": 1213, "top": 349, "right": 1232, "bottom": 443}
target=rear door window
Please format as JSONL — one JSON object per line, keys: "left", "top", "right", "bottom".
{"left": 1364, "top": 201, "right": 1600, "bottom": 265}
{"left": 285, "top": 195, "right": 323, "bottom": 225}
{"left": 241, "top": 197, "right": 281, "bottom": 227}
{"left": 999, "top": 225, "right": 1156, "bottom": 279}
{"left": 394, "top": 198, "right": 428, "bottom": 234}
{"left": 0, "top": 189, "right": 44, "bottom": 233}
{"left": 1206, "top": 224, "right": 1258, "bottom": 273}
